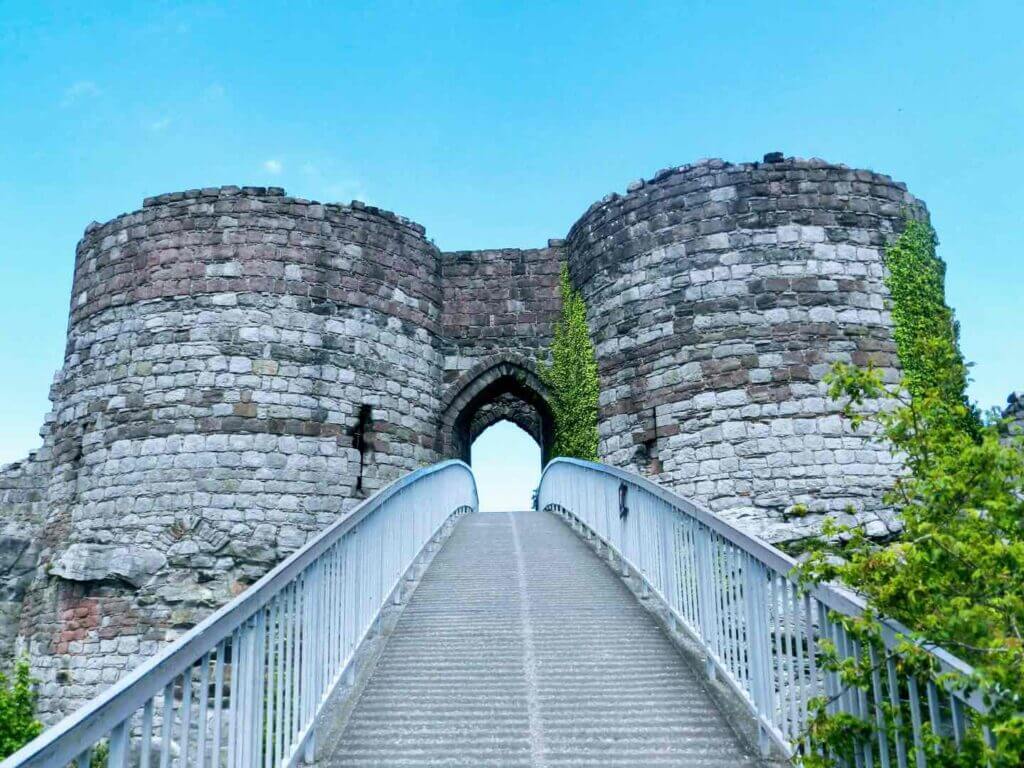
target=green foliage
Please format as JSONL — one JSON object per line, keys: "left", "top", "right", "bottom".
{"left": 88, "top": 741, "right": 109, "bottom": 768}
{"left": 883, "top": 220, "right": 979, "bottom": 434}
{"left": 538, "top": 264, "right": 600, "bottom": 461}
{"left": 791, "top": 221, "right": 1023, "bottom": 765}
{"left": 794, "top": 360, "right": 1024, "bottom": 766}
{"left": 0, "top": 659, "right": 43, "bottom": 760}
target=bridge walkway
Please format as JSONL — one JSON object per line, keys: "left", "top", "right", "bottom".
{"left": 326, "top": 510, "right": 761, "bottom": 767}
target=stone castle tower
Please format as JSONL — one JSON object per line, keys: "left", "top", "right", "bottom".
{"left": 0, "top": 154, "right": 926, "bottom": 717}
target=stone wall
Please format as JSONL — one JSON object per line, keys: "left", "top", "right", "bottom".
{"left": 567, "top": 156, "right": 926, "bottom": 541}
{"left": 7, "top": 154, "right": 931, "bottom": 717}
{"left": 439, "top": 245, "right": 563, "bottom": 382}
{"left": 0, "top": 451, "right": 49, "bottom": 667}
{"left": 20, "top": 187, "right": 447, "bottom": 718}
{"left": 438, "top": 246, "right": 562, "bottom": 461}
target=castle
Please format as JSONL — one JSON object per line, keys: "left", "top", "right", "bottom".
{"left": 0, "top": 154, "right": 926, "bottom": 718}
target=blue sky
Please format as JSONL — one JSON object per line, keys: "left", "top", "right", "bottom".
{"left": 473, "top": 422, "right": 540, "bottom": 511}
{"left": 1, "top": 3, "right": 1021, "bottom": 508}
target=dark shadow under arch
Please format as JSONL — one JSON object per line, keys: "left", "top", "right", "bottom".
{"left": 438, "top": 356, "right": 554, "bottom": 465}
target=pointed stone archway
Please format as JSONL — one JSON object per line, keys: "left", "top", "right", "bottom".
{"left": 438, "top": 355, "right": 555, "bottom": 465}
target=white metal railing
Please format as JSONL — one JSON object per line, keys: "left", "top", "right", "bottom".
{"left": 538, "top": 457, "right": 986, "bottom": 763}
{"left": 5, "top": 460, "right": 477, "bottom": 768}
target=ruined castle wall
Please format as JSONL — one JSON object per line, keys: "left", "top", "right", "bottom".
{"left": 438, "top": 246, "right": 563, "bottom": 462}
{"left": 0, "top": 451, "right": 49, "bottom": 667}
{"left": 567, "top": 157, "right": 927, "bottom": 541}
{"left": 1004, "top": 392, "right": 1024, "bottom": 439}
{"left": 23, "top": 187, "right": 444, "bottom": 718}
{"left": 439, "top": 245, "right": 563, "bottom": 383}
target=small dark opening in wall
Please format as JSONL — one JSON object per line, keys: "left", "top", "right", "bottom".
{"left": 66, "top": 429, "right": 87, "bottom": 500}
{"left": 70, "top": 441, "right": 83, "bottom": 470}
{"left": 642, "top": 439, "right": 662, "bottom": 474}
{"left": 351, "top": 405, "right": 372, "bottom": 495}
{"left": 635, "top": 406, "right": 662, "bottom": 474}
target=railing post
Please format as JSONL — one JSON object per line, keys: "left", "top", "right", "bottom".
{"left": 300, "top": 565, "right": 317, "bottom": 764}
{"left": 658, "top": 510, "right": 680, "bottom": 624}
{"left": 694, "top": 526, "right": 720, "bottom": 680}
{"left": 107, "top": 721, "right": 127, "bottom": 768}
{"left": 743, "top": 557, "right": 774, "bottom": 756}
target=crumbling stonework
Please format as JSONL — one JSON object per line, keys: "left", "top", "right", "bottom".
{"left": 0, "top": 452, "right": 48, "bottom": 667}
{"left": 4, "top": 155, "right": 927, "bottom": 718}
{"left": 1004, "top": 392, "right": 1024, "bottom": 438}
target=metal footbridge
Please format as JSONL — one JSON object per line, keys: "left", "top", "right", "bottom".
{"left": 3, "top": 459, "right": 985, "bottom": 768}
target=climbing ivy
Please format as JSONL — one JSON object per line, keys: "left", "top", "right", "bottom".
{"left": 883, "top": 219, "right": 979, "bottom": 435}
{"left": 538, "top": 264, "right": 600, "bottom": 461}
{"left": 0, "top": 659, "right": 42, "bottom": 760}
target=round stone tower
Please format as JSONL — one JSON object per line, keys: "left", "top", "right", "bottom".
{"left": 566, "top": 156, "right": 927, "bottom": 541}
{"left": 21, "top": 186, "right": 445, "bottom": 718}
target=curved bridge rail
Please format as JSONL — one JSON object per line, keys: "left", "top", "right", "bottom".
{"left": 4, "top": 461, "right": 477, "bottom": 768}
{"left": 538, "top": 458, "right": 986, "bottom": 764}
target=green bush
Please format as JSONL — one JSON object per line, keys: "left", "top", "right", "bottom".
{"left": 539, "top": 264, "right": 600, "bottom": 461}
{"left": 0, "top": 659, "right": 43, "bottom": 760}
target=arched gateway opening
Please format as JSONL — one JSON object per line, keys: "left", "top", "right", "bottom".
{"left": 472, "top": 422, "right": 539, "bottom": 510}
{"left": 438, "top": 356, "right": 555, "bottom": 466}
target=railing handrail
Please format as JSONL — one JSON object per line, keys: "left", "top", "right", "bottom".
{"left": 4, "top": 459, "right": 477, "bottom": 768}
{"left": 540, "top": 456, "right": 987, "bottom": 757}
{"left": 540, "top": 457, "right": 976, "bottom": 680}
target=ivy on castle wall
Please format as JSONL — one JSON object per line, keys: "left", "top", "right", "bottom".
{"left": 539, "top": 265, "right": 600, "bottom": 462}
{"left": 883, "top": 219, "right": 979, "bottom": 434}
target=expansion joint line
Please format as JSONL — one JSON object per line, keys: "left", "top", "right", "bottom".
{"left": 509, "top": 512, "right": 548, "bottom": 768}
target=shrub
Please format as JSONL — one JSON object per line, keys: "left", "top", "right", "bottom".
{"left": 797, "top": 362, "right": 1023, "bottom": 766}
{"left": 0, "top": 659, "right": 43, "bottom": 759}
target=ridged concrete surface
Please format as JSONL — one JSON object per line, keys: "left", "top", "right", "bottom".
{"left": 327, "top": 511, "right": 761, "bottom": 767}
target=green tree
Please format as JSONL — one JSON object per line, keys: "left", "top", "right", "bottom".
{"left": 797, "top": 361, "right": 1024, "bottom": 766}
{"left": 0, "top": 659, "right": 43, "bottom": 759}
{"left": 793, "top": 220, "right": 1022, "bottom": 765}
{"left": 539, "top": 264, "right": 600, "bottom": 461}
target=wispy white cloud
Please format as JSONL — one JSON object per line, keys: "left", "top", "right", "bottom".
{"left": 149, "top": 117, "right": 172, "bottom": 133}
{"left": 204, "top": 83, "right": 225, "bottom": 100}
{"left": 61, "top": 80, "right": 101, "bottom": 106}
{"left": 299, "top": 160, "right": 369, "bottom": 203}
{"left": 263, "top": 159, "right": 284, "bottom": 175}
{"left": 324, "top": 180, "right": 371, "bottom": 205}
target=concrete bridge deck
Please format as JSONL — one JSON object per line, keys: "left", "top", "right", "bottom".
{"left": 326, "top": 511, "right": 762, "bottom": 767}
